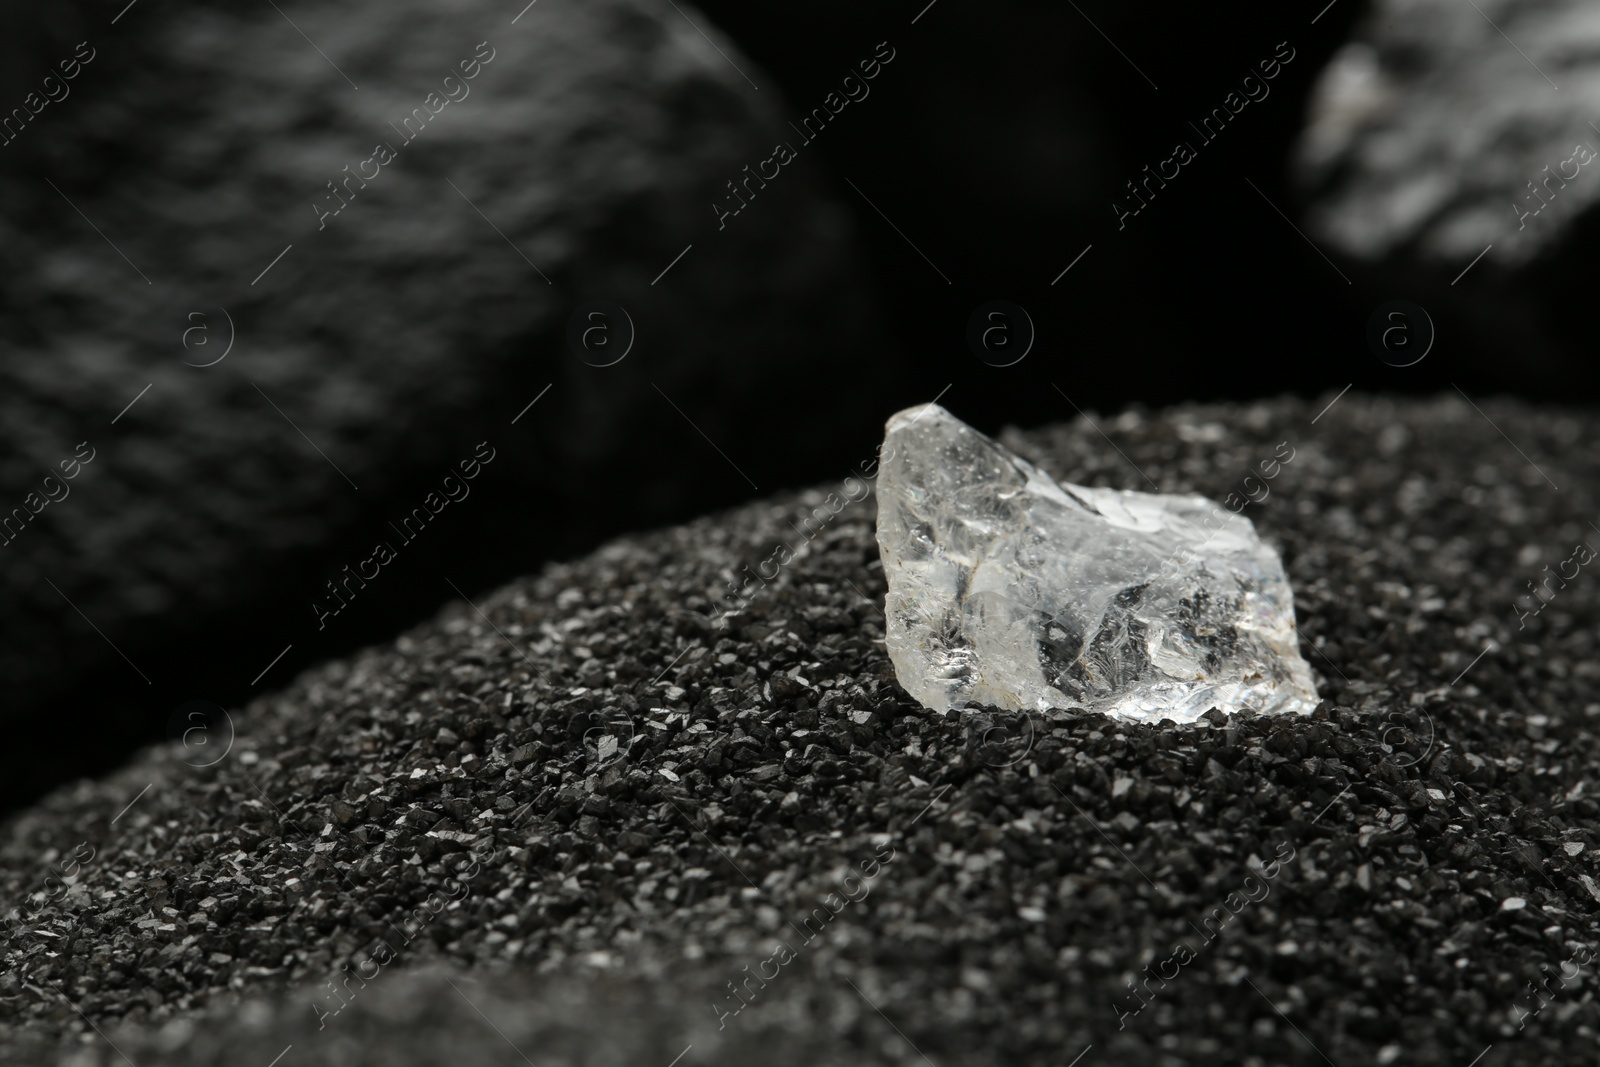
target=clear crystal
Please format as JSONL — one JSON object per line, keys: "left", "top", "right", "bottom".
{"left": 875, "top": 405, "right": 1319, "bottom": 723}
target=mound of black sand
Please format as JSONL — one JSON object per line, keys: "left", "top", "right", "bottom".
{"left": 4, "top": 392, "right": 1599, "bottom": 1066}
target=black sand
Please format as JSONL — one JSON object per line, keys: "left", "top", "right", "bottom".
{"left": 3, "top": 392, "right": 1597, "bottom": 1067}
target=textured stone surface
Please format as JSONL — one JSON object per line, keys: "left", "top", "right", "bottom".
{"left": 876, "top": 405, "right": 1317, "bottom": 721}
{"left": 3, "top": 394, "right": 1600, "bottom": 1066}
{"left": 1295, "top": 0, "right": 1600, "bottom": 268}
{"left": 1290, "top": 0, "right": 1600, "bottom": 387}
{"left": 0, "top": 0, "right": 893, "bottom": 812}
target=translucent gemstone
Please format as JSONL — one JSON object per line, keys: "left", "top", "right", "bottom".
{"left": 874, "top": 404, "right": 1319, "bottom": 723}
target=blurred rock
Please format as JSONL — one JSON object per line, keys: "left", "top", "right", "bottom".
{"left": 1294, "top": 0, "right": 1600, "bottom": 378}
{"left": 1296, "top": 0, "right": 1600, "bottom": 267}
{"left": 0, "top": 0, "right": 894, "bottom": 813}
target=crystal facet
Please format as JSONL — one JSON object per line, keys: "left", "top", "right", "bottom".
{"left": 875, "top": 405, "right": 1319, "bottom": 723}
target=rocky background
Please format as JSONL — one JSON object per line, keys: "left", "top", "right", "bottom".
{"left": 4, "top": 0, "right": 1594, "bottom": 818}
{"left": 3, "top": 1, "right": 1599, "bottom": 1063}
{"left": 0, "top": 0, "right": 899, "bottom": 814}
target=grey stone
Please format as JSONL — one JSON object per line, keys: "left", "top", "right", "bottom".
{"left": 0, "top": 0, "right": 893, "bottom": 810}
{"left": 1295, "top": 0, "right": 1600, "bottom": 268}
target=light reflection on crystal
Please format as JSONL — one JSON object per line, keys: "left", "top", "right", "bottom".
{"left": 875, "top": 405, "right": 1319, "bottom": 723}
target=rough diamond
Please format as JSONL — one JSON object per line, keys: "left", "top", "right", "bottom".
{"left": 875, "top": 404, "right": 1319, "bottom": 723}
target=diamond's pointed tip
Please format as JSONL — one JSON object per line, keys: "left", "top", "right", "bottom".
{"left": 886, "top": 401, "right": 956, "bottom": 434}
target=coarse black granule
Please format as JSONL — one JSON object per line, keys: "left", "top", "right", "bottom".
{"left": 2, "top": 392, "right": 1598, "bottom": 1067}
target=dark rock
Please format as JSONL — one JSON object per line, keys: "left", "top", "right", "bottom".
{"left": 0, "top": 0, "right": 896, "bottom": 816}
{"left": 1296, "top": 1, "right": 1587, "bottom": 270}
{"left": 1295, "top": 0, "right": 1600, "bottom": 386}
{"left": 330, "top": 800, "right": 358, "bottom": 828}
